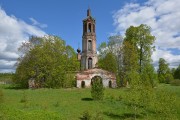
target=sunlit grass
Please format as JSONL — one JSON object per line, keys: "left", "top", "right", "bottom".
{"left": 0, "top": 84, "right": 179, "bottom": 120}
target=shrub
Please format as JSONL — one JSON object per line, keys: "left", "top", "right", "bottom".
{"left": 165, "top": 73, "right": 174, "bottom": 84}
{"left": 0, "top": 89, "right": 3, "bottom": 103}
{"left": 170, "top": 79, "right": 180, "bottom": 86}
{"left": 81, "top": 111, "right": 91, "bottom": 120}
{"left": 93, "top": 112, "right": 103, "bottom": 120}
{"left": 63, "top": 73, "right": 76, "bottom": 88}
{"left": 149, "top": 90, "right": 178, "bottom": 120}
{"left": 91, "top": 76, "right": 104, "bottom": 100}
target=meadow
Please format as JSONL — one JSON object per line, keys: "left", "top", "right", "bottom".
{"left": 0, "top": 84, "right": 180, "bottom": 120}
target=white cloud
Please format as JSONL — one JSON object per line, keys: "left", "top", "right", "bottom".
{"left": 113, "top": 0, "right": 180, "bottom": 68}
{"left": 29, "top": 17, "right": 47, "bottom": 28}
{"left": 0, "top": 8, "right": 46, "bottom": 73}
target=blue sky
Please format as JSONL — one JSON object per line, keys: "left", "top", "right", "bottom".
{"left": 0, "top": 0, "right": 180, "bottom": 72}
{"left": 0, "top": 0, "right": 137, "bottom": 48}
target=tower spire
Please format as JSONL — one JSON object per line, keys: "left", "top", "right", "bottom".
{"left": 87, "top": 7, "right": 91, "bottom": 16}
{"left": 82, "top": 8, "right": 97, "bottom": 70}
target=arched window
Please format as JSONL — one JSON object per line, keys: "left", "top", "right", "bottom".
{"left": 88, "top": 23, "right": 91, "bottom": 32}
{"left": 88, "top": 40, "right": 92, "bottom": 51}
{"left": 88, "top": 58, "right": 93, "bottom": 69}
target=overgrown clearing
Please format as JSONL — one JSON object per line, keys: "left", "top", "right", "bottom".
{"left": 0, "top": 84, "right": 179, "bottom": 120}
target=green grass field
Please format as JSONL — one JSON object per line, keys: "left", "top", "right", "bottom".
{"left": 0, "top": 84, "right": 179, "bottom": 120}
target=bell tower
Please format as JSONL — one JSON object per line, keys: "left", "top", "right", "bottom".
{"left": 81, "top": 8, "right": 97, "bottom": 70}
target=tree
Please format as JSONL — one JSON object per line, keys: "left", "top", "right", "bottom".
{"left": 97, "top": 35, "right": 123, "bottom": 86}
{"left": 157, "top": 58, "right": 173, "bottom": 83}
{"left": 141, "top": 63, "right": 158, "bottom": 87}
{"left": 121, "top": 41, "right": 139, "bottom": 86}
{"left": 98, "top": 52, "right": 117, "bottom": 73}
{"left": 174, "top": 64, "right": 180, "bottom": 79}
{"left": 124, "top": 24, "right": 155, "bottom": 73}
{"left": 13, "top": 35, "right": 79, "bottom": 88}
{"left": 91, "top": 76, "right": 104, "bottom": 100}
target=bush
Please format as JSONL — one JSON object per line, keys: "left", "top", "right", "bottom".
{"left": 149, "top": 90, "right": 178, "bottom": 120}
{"left": 0, "top": 89, "right": 3, "bottom": 103}
{"left": 81, "top": 111, "right": 91, "bottom": 120}
{"left": 63, "top": 73, "right": 76, "bottom": 88}
{"left": 170, "top": 79, "right": 180, "bottom": 86}
{"left": 165, "top": 73, "right": 174, "bottom": 84}
{"left": 93, "top": 112, "right": 103, "bottom": 120}
{"left": 91, "top": 76, "right": 104, "bottom": 100}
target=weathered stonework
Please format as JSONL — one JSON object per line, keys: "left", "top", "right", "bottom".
{"left": 76, "top": 68, "right": 116, "bottom": 88}
{"left": 76, "top": 8, "right": 116, "bottom": 88}
{"left": 80, "top": 8, "right": 97, "bottom": 70}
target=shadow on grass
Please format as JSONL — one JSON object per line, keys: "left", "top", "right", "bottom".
{"left": 81, "top": 98, "right": 93, "bottom": 101}
{"left": 103, "top": 111, "right": 142, "bottom": 119}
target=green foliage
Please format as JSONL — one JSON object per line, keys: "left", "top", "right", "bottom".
{"left": 97, "top": 35, "right": 123, "bottom": 86}
{"left": 98, "top": 52, "right": 117, "bottom": 73}
{"left": 141, "top": 63, "right": 158, "bottom": 87}
{"left": 158, "top": 58, "right": 173, "bottom": 83}
{"left": 0, "top": 84, "right": 179, "bottom": 119}
{"left": 149, "top": 90, "right": 178, "bottom": 120}
{"left": 121, "top": 41, "right": 139, "bottom": 86}
{"left": 63, "top": 73, "right": 76, "bottom": 88}
{"left": 1, "top": 107, "right": 62, "bottom": 120}
{"left": 125, "top": 24, "right": 155, "bottom": 73}
{"left": 0, "top": 73, "right": 13, "bottom": 84}
{"left": 165, "top": 73, "right": 174, "bottom": 84}
{"left": 170, "top": 79, "right": 180, "bottom": 86}
{"left": 174, "top": 64, "right": 180, "bottom": 79}
{"left": 13, "top": 35, "right": 79, "bottom": 88}
{"left": 124, "top": 81, "right": 179, "bottom": 120}
{"left": 91, "top": 76, "right": 104, "bottom": 100}
{"left": 81, "top": 111, "right": 103, "bottom": 120}
{"left": 81, "top": 111, "right": 91, "bottom": 120}
{"left": 0, "top": 89, "right": 3, "bottom": 103}
{"left": 98, "top": 35, "right": 123, "bottom": 59}
{"left": 93, "top": 112, "right": 103, "bottom": 120}
{"left": 123, "top": 70, "right": 144, "bottom": 119}
{"left": 119, "top": 24, "right": 156, "bottom": 87}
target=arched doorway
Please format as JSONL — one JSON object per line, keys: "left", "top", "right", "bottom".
{"left": 109, "top": 81, "right": 112, "bottom": 88}
{"left": 81, "top": 81, "right": 85, "bottom": 88}
{"left": 88, "top": 58, "right": 92, "bottom": 69}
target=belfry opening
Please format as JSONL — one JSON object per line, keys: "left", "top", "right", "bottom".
{"left": 76, "top": 8, "right": 116, "bottom": 88}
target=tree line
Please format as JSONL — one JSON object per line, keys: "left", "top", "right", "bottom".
{"left": 98, "top": 24, "right": 180, "bottom": 87}
{"left": 13, "top": 24, "right": 180, "bottom": 88}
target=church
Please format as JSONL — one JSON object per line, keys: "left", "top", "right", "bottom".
{"left": 76, "top": 8, "right": 116, "bottom": 88}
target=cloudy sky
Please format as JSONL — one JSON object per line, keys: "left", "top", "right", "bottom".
{"left": 0, "top": 0, "right": 179, "bottom": 72}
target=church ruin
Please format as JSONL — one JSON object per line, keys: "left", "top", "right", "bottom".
{"left": 76, "top": 8, "right": 116, "bottom": 88}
